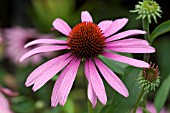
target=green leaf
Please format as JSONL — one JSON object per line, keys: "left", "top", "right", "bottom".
{"left": 30, "top": 0, "right": 75, "bottom": 32}
{"left": 62, "top": 98, "right": 75, "bottom": 113}
{"left": 99, "top": 104, "right": 110, "bottom": 113}
{"left": 150, "top": 20, "right": 170, "bottom": 41}
{"left": 57, "top": 37, "right": 67, "bottom": 40}
{"left": 154, "top": 73, "right": 170, "bottom": 113}
{"left": 153, "top": 38, "right": 170, "bottom": 79}
{"left": 12, "top": 96, "right": 36, "bottom": 113}
{"left": 100, "top": 66, "right": 141, "bottom": 113}
{"left": 43, "top": 107, "right": 59, "bottom": 113}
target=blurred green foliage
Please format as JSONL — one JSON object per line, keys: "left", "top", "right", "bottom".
{"left": 30, "top": 0, "right": 75, "bottom": 32}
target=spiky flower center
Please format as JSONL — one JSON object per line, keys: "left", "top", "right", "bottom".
{"left": 143, "top": 64, "right": 159, "bottom": 82}
{"left": 67, "top": 22, "right": 105, "bottom": 58}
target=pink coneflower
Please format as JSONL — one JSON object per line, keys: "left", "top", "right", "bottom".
{"left": 4, "top": 27, "right": 54, "bottom": 65}
{"left": 0, "top": 86, "right": 18, "bottom": 113}
{"left": 20, "top": 11, "right": 155, "bottom": 107}
{"left": 136, "top": 102, "right": 168, "bottom": 113}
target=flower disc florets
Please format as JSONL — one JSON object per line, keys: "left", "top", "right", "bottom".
{"left": 130, "top": 0, "right": 162, "bottom": 23}
{"left": 138, "top": 62, "right": 160, "bottom": 92}
{"left": 67, "top": 22, "right": 106, "bottom": 58}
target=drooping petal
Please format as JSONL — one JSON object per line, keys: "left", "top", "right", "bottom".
{"left": 51, "top": 68, "right": 65, "bottom": 107}
{"left": 59, "top": 58, "right": 81, "bottom": 106}
{"left": 0, "top": 106, "right": 13, "bottom": 113}
{"left": 25, "top": 53, "right": 71, "bottom": 86}
{"left": 84, "top": 60, "right": 90, "bottom": 80}
{"left": 106, "top": 30, "right": 146, "bottom": 42}
{"left": 87, "top": 82, "right": 97, "bottom": 108}
{"left": 105, "top": 38, "right": 149, "bottom": 47}
{"left": 0, "top": 92, "right": 13, "bottom": 113}
{"left": 102, "top": 51, "right": 149, "bottom": 68}
{"left": 51, "top": 57, "right": 78, "bottom": 107}
{"left": 98, "top": 20, "right": 112, "bottom": 34}
{"left": 106, "top": 45, "right": 155, "bottom": 53}
{"left": 81, "top": 11, "right": 93, "bottom": 22}
{"left": 24, "top": 39, "right": 67, "bottom": 48}
{"left": 20, "top": 45, "right": 68, "bottom": 62}
{"left": 51, "top": 58, "right": 76, "bottom": 107}
{"left": 0, "top": 87, "right": 18, "bottom": 97}
{"left": 94, "top": 58, "right": 129, "bottom": 97}
{"left": 53, "top": 18, "right": 72, "bottom": 36}
{"left": 32, "top": 56, "right": 74, "bottom": 92}
{"left": 85, "top": 60, "right": 97, "bottom": 107}
{"left": 103, "top": 18, "right": 128, "bottom": 37}
{"left": 88, "top": 59, "right": 107, "bottom": 105}
{"left": 0, "top": 92, "right": 9, "bottom": 109}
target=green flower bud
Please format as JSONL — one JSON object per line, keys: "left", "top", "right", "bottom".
{"left": 130, "top": 0, "right": 162, "bottom": 23}
{"left": 138, "top": 62, "right": 160, "bottom": 92}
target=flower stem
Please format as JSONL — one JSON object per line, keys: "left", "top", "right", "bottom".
{"left": 144, "top": 53, "right": 150, "bottom": 62}
{"left": 88, "top": 99, "right": 93, "bottom": 113}
{"left": 142, "top": 18, "right": 151, "bottom": 62}
{"left": 142, "top": 19, "right": 150, "bottom": 41}
{"left": 133, "top": 18, "right": 151, "bottom": 113}
{"left": 133, "top": 87, "right": 145, "bottom": 113}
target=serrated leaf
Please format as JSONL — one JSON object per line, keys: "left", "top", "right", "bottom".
{"left": 154, "top": 73, "right": 170, "bottom": 113}
{"left": 150, "top": 20, "right": 170, "bottom": 42}
{"left": 99, "top": 66, "right": 141, "bottom": 113}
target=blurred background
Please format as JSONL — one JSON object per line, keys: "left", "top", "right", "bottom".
{"left": 0, "top": 0, "right": 170, "bottom": 113}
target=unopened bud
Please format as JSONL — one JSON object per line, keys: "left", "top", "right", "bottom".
{"left": 130, "top": 0, "right": 162, "bottom": 23}
{"left": 138, "top": 62, "right": 160, "bottom": 92}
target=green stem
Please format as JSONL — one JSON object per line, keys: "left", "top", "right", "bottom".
{"left": 142, "top": 19, "right": 150, "bottom": 41}
{"left": 142, "top": 19, "right": 151, "bottom": 62}
{"left": 134, "top": 18, "right": 151, "bottom": 113}
{"left": 133, "top": 87, "right": 145, "bottom": 113}
{"left": 144, "top": 53, "right": 150, "bottom": 62}
{"left": 88, "top": 99, "right": 93, "bottom": 113}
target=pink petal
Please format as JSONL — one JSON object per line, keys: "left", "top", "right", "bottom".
{"left": 32, "top": 55, "right": 74, "bottom": 92}
{"left": 88, "top": 82, "right": 97, "bottom": 108}
{"left": 84, "top": 60, "right": 90, "bottom": 80}
{"left": 0, "top": 92, "right": 9, "bottom": 109}
{"left": 0, "top": 106, "right": 13, "bottom": 113}
{"left": 52, "top": 18, "right": 71, "bottom": 36}
{"left": 26, "top": 53, "right": 71, "bottom": 86}
{"left": 51, "top": 57, "right": 79, "bottom": 107}
{"left": 89, "top": 59, "right": 107, "bottom": 105}
{"left": 102, "top": 51, "right": 149, "bottom": 68}
{"left": 105, "top": 38, "right": 149, "bottom": 47}
{"left": 98, "top": 20, "right": 112, "bottom": 34}
{"left": 94, "top": 58, "right": 129, "bottom": 97}
{"left": 0, "top": 87, "right": 18, "bottom": 97}
{"left": 51, "top": 70, "right": 65, "bottom": 107}
{"left": 59, "top": 58, "right": 81, "bottom": 106}
{"left": 51, "top": 57, "right": 73, "bottom": 107}
{"left": 106, "top": 45, "right": 155, "bottom": 53}
{"left": 20, "top": 45, "right": 68, "bottom": 62}
{"left": 24, "top": 39, "right": 67, "bottom": 48}
{"left": 103, "top": 18, "right": 128, "bottom": 37}
{"left": 85, "top": 60, "right": 97, "bottom": 107}
{"left": 81, "top": 11, "right": 93, "bottom": 22}
{"left": 106, "top": 30, "right": 146, "bottom": 42}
